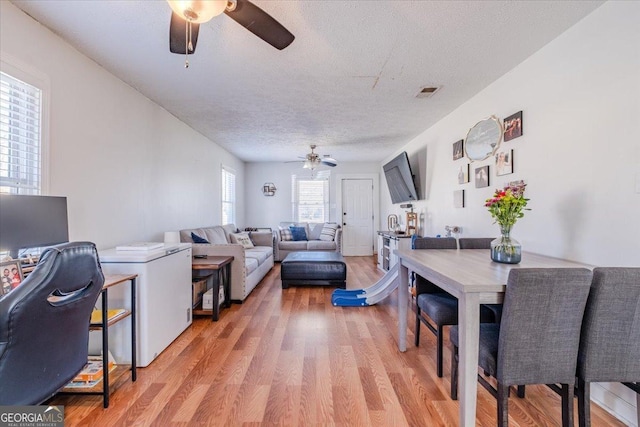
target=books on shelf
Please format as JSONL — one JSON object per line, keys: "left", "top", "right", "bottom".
{"left": 68, "top": 357, "right": 116, "bottom": 387}
{"left": 115, "top": 242, "right": 164, "bottom": 251}
{"left": 91, "top": 308, "right": 127, "bottom": 324}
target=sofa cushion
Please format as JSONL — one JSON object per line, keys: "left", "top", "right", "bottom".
{"left": 279, "top": 226, "right": 293, "bottom": 241}
{"left": 319, "top": 223, "right": 340, "bottom": 241}
{"left": 191, "top": 232, "right": 210, "bottom": 244}
{"left": 231, "top": 232, "right": 254, "bottom": 248}
{"left": 221, "top": 224, "right": 237, "bottom": 242}
{"left": 307, "top": 240, "right": 337, "bottom": 250}
{"left": 203, "top": 226, "right": 228, "bottom": 244}
{"left": 308, "top": 223, "right": 324, "bottom": 240}
{"left": 245, "top": 257, "right": 259, "bottom": 275}
{"left": 279, "top": 241, "right": 308, "bottom": 251}
{"left": 290, "top": 226, "right": 308, "bottom": 241}
{"left": 245, "top": 247, "right": 272, "bottom": 264}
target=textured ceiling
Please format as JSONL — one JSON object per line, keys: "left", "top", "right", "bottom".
{"left": 11, "top": 0, "right": 603, "bottom": 163}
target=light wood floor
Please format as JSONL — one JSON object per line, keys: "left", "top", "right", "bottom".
{"left": 51, "top": 256, "right": 625, "bottom": 426}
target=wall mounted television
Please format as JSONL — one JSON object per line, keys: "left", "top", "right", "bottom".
{"left": 383, "top": 152, "right": 419, "bottom": 204}
{"left": 0, "top": 194, "right": 69, "bottom": 258}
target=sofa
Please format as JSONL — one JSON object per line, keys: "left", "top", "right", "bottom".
{"left": 180, "top": 224, "right": 274, "bottom": 303}
{"left": 273, "top": 222, "right": 342, "bottom": 262}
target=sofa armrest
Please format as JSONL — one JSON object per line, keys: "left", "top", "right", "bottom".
{"left": 250, "top": 231, "right": 274, "bottom": 247}
{"left": 335, "top": 228, "right": 343, "bottom": 253}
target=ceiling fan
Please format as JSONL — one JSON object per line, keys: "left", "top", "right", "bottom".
{"left": 297, "top": 145, "right": 338, "bottom": 170}
{"left": 168, "top": 0, "right": 295, "bottom": 67}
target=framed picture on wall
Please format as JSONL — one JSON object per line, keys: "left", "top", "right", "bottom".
{"left": 458, "top": 163, "right": 470, "bottom": 184}
{"left": 453, "top": 140, "right": 464, "bottom": 160}
{"left": 0, "top": 260, "right": 23, "bottom": 295}
{"left": 475, "top": 165, "right": 490, "bottom": 188}
{"left": 503, "top": 111, "right": 523, "bottom": 141}
{"left": 454, "top": 190, "right": 465, "bottom": 208}
{"left": 495, "top": 149, "right": 514, "bottom": 176}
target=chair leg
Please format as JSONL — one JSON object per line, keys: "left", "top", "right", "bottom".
{"left": 516, "top": 385, "right": 525, "bottom": 398}
{"left": 415, "top": 308, "right": 421, "bottom": 347}
{"left": 577, "top": 377, "right": 590, "bottom": 427}
{"left": 497, "top": 382, "right": 509, "bottom": 427}
{"left": 437, "top": 324, "right": 444, "bottom": 378}
{"left": 451, "top": 345, "right": 458, "bottom": 400}
{"left": 562, "top": 383, "right": 574, "bottom": 427}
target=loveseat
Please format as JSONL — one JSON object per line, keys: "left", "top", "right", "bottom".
{"left": 273, "top": 222, "right": 342, "bottom": 262}
{"left": 180, "top": 224, "right": 274, "bottom": 303}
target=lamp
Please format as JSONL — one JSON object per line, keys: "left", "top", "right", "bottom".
{"left": 303, "top": 159, "right": 321, "bottom": 170}
{"left": 164, "top": 231, "right": 181, "bottom": 244}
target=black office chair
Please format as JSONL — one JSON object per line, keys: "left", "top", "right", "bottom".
{"left": 450, "top": 268, "right": 593, "bottom": 427}
{"left": 576, "top": 267, "right": 640, "bottom": 427}
{"left": 413, "top": 236, "right": 494, "bottom": 377}
{"left": 0, "top": 242, "right": 104, "bottom": 405}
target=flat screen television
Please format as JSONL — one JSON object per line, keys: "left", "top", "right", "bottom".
{"left": 383, "top": 152, "right": 419, "bottom": 204}
{"left": 0, "top": 194, "right": 69, "bottom": 258}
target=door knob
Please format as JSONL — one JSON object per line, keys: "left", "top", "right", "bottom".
{"left": 343, "top": 223, "right": 346, "bottom": 226}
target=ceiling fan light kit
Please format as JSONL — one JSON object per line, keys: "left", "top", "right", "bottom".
{"left": 168, "top": 0, "right": 295, "bottom": 68}
{"left": 166, "top": 0, "right": 227, "bottom": 23}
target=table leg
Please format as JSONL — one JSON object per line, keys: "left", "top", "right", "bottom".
{"left": 458, "top": 292, "right": 480, "bottom": 427}
{"left": 224, "top": 263, "right": 231, "bottom": 308}
{"left": 398, "top": 262, "right": 409, "bottom": 352}
{"left": 211, "top": 272, "right": 220, "bottom": 321}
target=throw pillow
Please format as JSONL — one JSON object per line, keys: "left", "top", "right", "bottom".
{"left": 290, "top": 226, "right": 308, "bottom": 241}
{"left": 191, "top": 232, "right": 210, "bottom": 244}
{"left": 319, "top": 223, "right": 340, "bottom": 241}
{"left": 231, "top": 232, "right": 254, "bottom": 249}
{"left": 279, "top": 226, "right": 293, "bottom": 241}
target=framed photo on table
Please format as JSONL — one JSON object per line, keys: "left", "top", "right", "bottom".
{"left": 0, "top": 260, "right": 23, "bottom": 295}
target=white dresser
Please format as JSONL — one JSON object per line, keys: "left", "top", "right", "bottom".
{"left": 98, "top": 243, "right": 192, "bottom": 367}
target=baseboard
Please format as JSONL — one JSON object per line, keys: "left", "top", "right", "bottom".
{"left": 591, "top": 382, "right": 638, "bottom": 427}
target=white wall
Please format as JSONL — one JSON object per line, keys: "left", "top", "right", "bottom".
{"left": 1, "top": 2, "right": 245, "bottom": 250}
{"left": 381, "top": 2, "right": 640, "bottom": 424}
{"left": 245, "top": 161, "right": 379, "bottom": 229}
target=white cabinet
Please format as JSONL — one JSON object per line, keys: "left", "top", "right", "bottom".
{"left": 377, "top": 232, "right": 412, "bottom": 272}
{"left": 98, "top": 243, "right": 192, "bottom": 367}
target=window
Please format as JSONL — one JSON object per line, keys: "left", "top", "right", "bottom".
{"left": 221, "top": 166, "right": 236, "bottom": 225}
{"left": 292, "top": 171, "right": 330, "bottom": 223}
{"left": 0, "top": 70, "right": 43, "bottom": 195}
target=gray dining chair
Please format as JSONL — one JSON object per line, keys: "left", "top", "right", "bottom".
{"left": 576, "top": 267, "right": 640, "bottom": 427}
{"left": 413, "top": 236, "right": 494, "bottom": 377}
{"left": 459, "top": 237, "right": 503, "bottom": 322}
{"left": 450, "top": 268, "right": 593, "bottom": 427}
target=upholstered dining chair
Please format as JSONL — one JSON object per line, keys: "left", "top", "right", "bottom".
{"left": 0, "top": 242, "right": 104, "bottom": 405}
{"left": 459, "top": 237, "right": 504, "bottom": 322}
{"left": 450, "top": 268, "right": 593, "bottom": 427}
{"left": 576, "top": 267, "right": 640, "bottom": 427}
{"left": 413, "top": 236, "right": 494, "bottom": 377}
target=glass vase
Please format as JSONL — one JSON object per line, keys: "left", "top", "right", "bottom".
{"left": 491, "top": 225, "right": 522, "bottom": 264}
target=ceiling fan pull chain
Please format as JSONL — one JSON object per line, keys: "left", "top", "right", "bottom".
{"left": 184, "top": 20, "right": 190, "bottom": 68}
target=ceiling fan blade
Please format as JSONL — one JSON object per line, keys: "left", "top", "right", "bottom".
{"left": 321, "top": 158, "right": 338, "bottom": 167}
{"left": 225, "top": 0, "right": 294, "bottom": 50}
{"left": 169, "top": 12, "right": 200, "bottom": 54}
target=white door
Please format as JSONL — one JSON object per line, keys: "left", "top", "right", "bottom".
{"left": 342, "top": 179, "right": 373, "bottom": 256}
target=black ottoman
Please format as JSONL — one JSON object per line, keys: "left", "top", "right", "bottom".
{"left": 281, "top": 252, "right": 347, "bottom": 289}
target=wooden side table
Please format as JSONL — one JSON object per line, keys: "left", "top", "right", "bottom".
{"left": 192, "top": 256, "right": 233, "bottom": 321}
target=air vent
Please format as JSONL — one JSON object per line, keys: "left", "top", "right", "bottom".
{"left": 416, "top": 86, "right": 441, "bottom": 98}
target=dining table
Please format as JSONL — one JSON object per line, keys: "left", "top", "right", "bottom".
{"left": 394, "top": 248, "right": 591, "bottom": 427}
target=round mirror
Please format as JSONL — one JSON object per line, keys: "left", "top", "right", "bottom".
{"left": 464, "top": 116, "right": 503, "bottom": 161}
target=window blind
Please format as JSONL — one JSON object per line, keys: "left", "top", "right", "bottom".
{"left": 0, "top": 71, "right": 42, "bottom": 195}
{"left": 221, "top": 166, "right": 236, "bottom": 225}
{"left": 292, "top": 171, "right": 330, "bottom": 223}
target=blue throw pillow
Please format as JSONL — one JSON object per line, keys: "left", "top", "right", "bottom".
{"left": 191, "top": 232, "right": 210, "bottom": 244}
{"left": 289, "top": 226, "right": 308, "bottom": 241}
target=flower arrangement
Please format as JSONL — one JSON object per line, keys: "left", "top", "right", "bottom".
{"left": 485, "top": 181, "right": 530, "bottom": 229}
{"left": 485, "top": 181, "right": 529, "bottom": 263}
